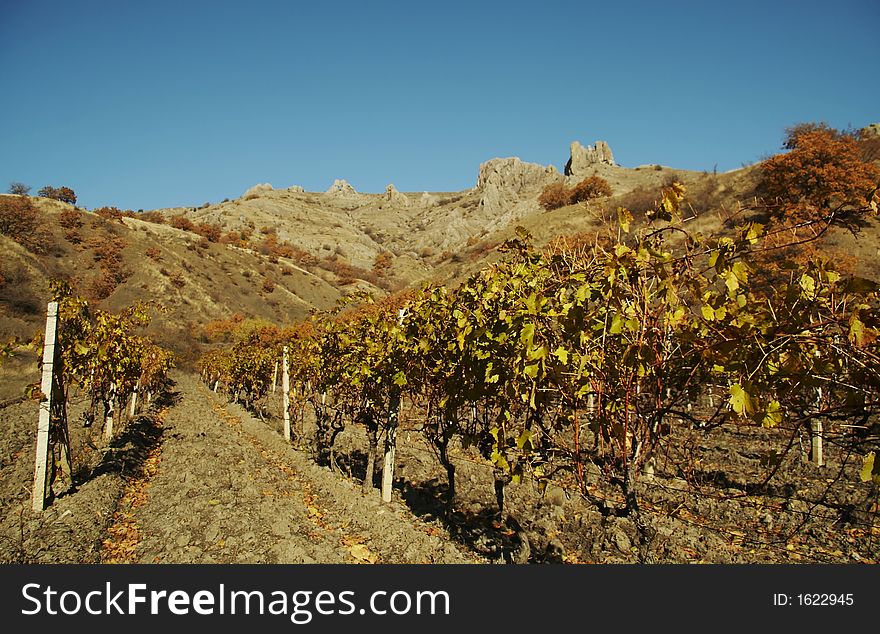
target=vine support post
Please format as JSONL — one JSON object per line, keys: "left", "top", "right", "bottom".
{"left": 382, "top": 391, "right": 399, "bottom": 503}
{"left": 104, "top": 383, "right": 116, "bottom": 442}
{"left": 381, "top": 308, "right": 407, "bottom": 504}
{"left": 129, "top": 378, "right": 139, "bottom": 418}
{"left": 32, "top": 301, "right": 60, "bottom": 512}
{"left": 282, "top": 346, "right": 290, "bottom": 442}
{"left": 811, "top": 387, "right": 824, "bottom": 467}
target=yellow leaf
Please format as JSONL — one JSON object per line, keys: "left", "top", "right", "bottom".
{"left": 349, "top": 544, "right": 378, "bottom": 564}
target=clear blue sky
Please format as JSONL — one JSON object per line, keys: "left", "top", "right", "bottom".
{"left": 1, "top": 0, "right": 877, "bottom": 210}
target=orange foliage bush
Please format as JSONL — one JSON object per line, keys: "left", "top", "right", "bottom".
{"left": 537, "top": 183, "right": 571, "bottom": 210}
{"left": 0, "top": 196, "right": 51, "bottom": 253}
{"left": 95, "top": 206, "right": 124, "bottom": 222}
{"left": 569, "top": 176, "right": 613, "bottom": 204}
{"left": 538, "top": 176, "right": 612, "bottom": 210}
{"left": 760, "top": 125, "right": 880, "bottom": 221}
{"left": 59, "top": 207, "right": 84, "bottom": 229}
{"left": 170, "top": 215, "right": 195, "bottom": 231}
{"left": 139, "top": 211, "right": 166, "bottom": 224}
{"left": 194, "top": 222, "right": 222, "bottom": 242}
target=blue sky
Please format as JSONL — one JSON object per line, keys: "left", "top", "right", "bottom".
{"left": 1, "top": 0, "right": 877, "bottom": 210}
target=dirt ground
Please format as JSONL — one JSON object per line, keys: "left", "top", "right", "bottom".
{"left": 0, "top": 362, "right": 877, "bottom": 565}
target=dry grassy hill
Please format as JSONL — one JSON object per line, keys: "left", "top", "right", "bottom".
{"left": 2, "top": 133, "right": 879, "bottom": 363}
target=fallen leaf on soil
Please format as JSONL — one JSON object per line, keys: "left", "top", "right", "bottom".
{"left": 349, "top": 544, "right": 378, "bottom": 564}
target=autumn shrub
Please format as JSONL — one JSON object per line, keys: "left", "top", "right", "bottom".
{"left": 568, "top": 176, "right": 613, "bottom": 203}
{"left": 0, "top": 195, "right": 51, "bottom": 253}
{"left": 194, "top": 222, "right": 222, "bottom": 242}
{"left": 760, "top": 124, "right": 880, "bottom": 222}
{"left": 319, "top": 257, "right": 388, "bottom": 290}
{"left": 261, "top": 277, "right": 276, "bottom": 293}
{"left": 92, "top": 236, "right": 127, "bottom": 266}
{"left": 613, "top": 186, "right": 658, "bottom": 216}
{"left": 538, "top": 183, "right": 571, "bottom": 210}
{"left": 139, "top": 211, "right": 167, "bottom": 224}
{"left": 169, "top": 272, "right": 186, "bottom": 288}
{"left": 538, "top": 176, "right": 612, "bottom": 210}
{"left": 94, "top": 206, "right": 123, "bottom": 222}
{"left": 59, "top": 207, "right": 83, "bottom": 229}
{"left": 145, "top": 247, "right": 162, "bottom": 261}
{"left": 88, "top": 267, "right": 127, "bottom": 300}
{"left": 63, "top": 229, "right": 82, "bottom": 245}
{"left": 372, "top": 251, "right": 392, "bottom": 274}
{"left": 170, "top": 215, "right": 195, "bottom": 231}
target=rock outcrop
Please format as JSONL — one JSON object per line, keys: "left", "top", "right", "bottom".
{"left": 861, "top": 123, "right": 880, "bottom": 139}
{"left": 420, "top": 192, "right": 438, "bottom": 208}
{"left": 565, "top": 140, "right": 615, "bottom": 177}
{"left": 242, "top": 183, "right": 273, "bottom": 198}
{"left": 382, "top": 184, "right": 410, "bottom": 208}
{"left": 325, "top": 179, "right": 357, "bottom": 196}
{"left": 476, "top": 157, "right": 560, "bottom": 214}
{"left": 287, "top": 185, "right": 305, "bottom": 193}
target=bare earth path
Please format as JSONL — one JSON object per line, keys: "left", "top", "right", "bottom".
{"left": 103, "top": 372, "right": 482, "bottom": 564}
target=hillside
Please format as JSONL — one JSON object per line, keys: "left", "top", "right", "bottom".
{"left": 2, "top": 133, "right": 879, "bottom": 360}
{"left": 2, "top": 130, "right": 880, "bottom": 568}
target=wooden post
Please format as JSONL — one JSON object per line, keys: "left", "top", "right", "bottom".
{"left": 213, "top": 379, "right": 219, "bottom": 393}
{"left": 282, "top": 346, "right": 290, "bottom": 442}
{"left": 32, "top": 302, "right": 59, "bottom": 512}
{"left": 272, "top": 361, "right": 279, "bottom": 394}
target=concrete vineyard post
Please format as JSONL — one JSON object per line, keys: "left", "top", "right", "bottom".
{"left": 382, "top": 395, "right": 399, "bottom": 503}
{"left": 129, "top": 378, "right": 139, "bottom": 418}
{"left": 32, "top": 302, "right": 59, "bottom": 512}
{"left": 104, "top": 383, "right": 116, "bottom": 442}
{"left": 282, "top": 346, "right": 290, "bottom": 442}
{"left": 381, "top": 307, "right": 407, "bottom": 504}
{"left": 811, "top": 387, "right": 824, "bottom": 467}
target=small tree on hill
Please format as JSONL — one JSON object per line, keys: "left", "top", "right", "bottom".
{"left": 8, "top": 182, "right": 30, "bottom": 195}
{"left": 37, "top": 185, "right": 77, "bottom": 205}
{"left": 760, "top": 124, "right": 880, "bottom": 222}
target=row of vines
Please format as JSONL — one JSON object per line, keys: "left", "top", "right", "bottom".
{"left": 32, "top": 282, "right": 175, "bottom": 509}
{"left": 199, "top": 183, "right": 880, "bottom": 555}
